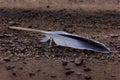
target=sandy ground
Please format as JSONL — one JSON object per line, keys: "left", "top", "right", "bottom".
{"left": 0, "top": 0, "right": 120, "bottom": 11}
{"left": 0, "top": 0, "right": 120, "bottom": 80}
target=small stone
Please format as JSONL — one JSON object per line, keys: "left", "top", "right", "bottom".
{"left": 8, "top": 21, "right": 17, "bottom": 26}
{"left": 84, "top": 76, "right": 92, "bottom": 80}
{"left": 3, "top": 57, "right": 11, "bottom": 62}
{"left": 34, "top": 55, "right": 40, "bottom": 60}
{"left": 111, "top": 74, "right": 116, "bottom": 77}
{"left": 4, "top": 34, "right": 13, "bottom": 37}
{"left": 23, "top": 62, "right": 27, "bottom": 64}
{"left": 12, "top": 72, "right": 17, "bottom": 76}
{"left": 9, "top": 44, "right": 16, "bottom": 47}
{"left": 64, "top": 67, "right": 71, "bottom": 70}
{"left": 29, "top": 73, "right": 35, "bottom": 77}
{"left": 28, "top": 25, "right": 32, "bottom": 28}
{"left": 50, "top": 74, "right": 56, "bottom": 78}
{"left": 0, "top": 34, "right": 12, "bottom": 38}
{"left": 70, "top": 59, "right": 74, "bottom": 63}
{"left": 84, "top": 68, "right": 91, "bottom": 72}
{"left": 47, "top": 28, "right": 52, "bottom": 31}
{"left": 46, "top": 5, "right": 50, "bottom": 8}
{"left": 62, "top": 61, "right": 68, "bottom": 66}
{"left": 76, "top": 72, "right": 82, "bottom": 75}
{"left": 110, "top": 34, "right": 119, "bottom": 38}
{"left": 74, "top": 56, "right": 83, "bottom": 66}
{"left": 94, "top": 56, "right": 100, "bottom": 59}
{"left": 18, "top": 67, "right": 23, "bottom": 70}
{"left": 101, "top": 56, "right": 105, "bottom": 60}
{"left": 5, "top": 65, "right": 15, "bottom": 70}
{"left": 65, "top": 70, "right": 74, "bottom": 75}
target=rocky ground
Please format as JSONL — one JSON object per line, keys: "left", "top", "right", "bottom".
{"left": 0, "top": 0, "right": 120, "bottom": 80}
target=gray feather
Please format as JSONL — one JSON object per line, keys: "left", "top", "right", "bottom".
{"left": 45, "top": 31, "right": 110, "bottom": 53}
{"left": 9, "top": 26, "right": 110, "bottom": 53}
{"left": 40, "top": 35, "right": 50, "bottom": 42}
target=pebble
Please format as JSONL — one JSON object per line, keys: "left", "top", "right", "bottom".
{"left": 3, "top": 57, "right": 11, "bottom": 62}
{"left": 23, "top": 62, "right": 27, "bottom": 64}
{"left": 74, "top": 56, "right": 84, "bottom": 66}
{"left": 84, "top": 68, "right": 91, "bottom": 72}
{"left": 34, "top": 55, "right": 40, "bottom": 60}
{"left": 0, "top": 34, "right": 12, "bottom": 38}
{"left": 50, "top": 74, "right": 56, "bottom": 78}
{"left": 9, "top": 44, "right": 16, "bottom": 47}
{"left": 46, "top": 5, "right": 50, "bottom": 8}
{"left": 111, "top": 74, "right": 116, "bottom": 77}
{"left": 62, "top": 61, "right": 68, "bottom": 66}
{"left": 84, "top": 75, "right": 92, "bottom": 80}
{"left": 64, "top": 67, "right": 71, "bottom": 70}
{"left": 18, "top": 67, "right": 23, "bottom": 70}
{"left": 110, "top": 34, "right": 119, "bottom": 38}
{"left": 76, "top": 72, "right": 82, "bottom": 75}
{"left": 5, "top": 65, "right": 15, "bottom": 70}
{"left": 65, "top": 70, "right": 74, "bottom": 75}
{"left": 12, "top": 72, "right": 17, "bottom": 76}
{"left": 29, "top": 73, "right": 35, "bottom": 77}
{"left": 8, "top": 21, "right": 18, "bottom": 26}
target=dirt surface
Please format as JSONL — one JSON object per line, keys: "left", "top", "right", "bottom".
{"left": 0, "top": 0, "right": 120, "bottom": 80}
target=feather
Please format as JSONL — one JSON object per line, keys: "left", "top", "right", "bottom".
{"left": 9, "top": 26, "right": 110, "bottom": 53}
{"left": 40, "top": 35, "right": 50, "bottom": 42}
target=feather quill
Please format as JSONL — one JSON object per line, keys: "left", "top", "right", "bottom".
{"left": 9, "top": 26, "right": 110, "bottom": 53}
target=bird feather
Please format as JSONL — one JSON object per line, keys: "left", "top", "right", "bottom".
{"left": 9, "top": 26, "right": 110, "bottom": 53}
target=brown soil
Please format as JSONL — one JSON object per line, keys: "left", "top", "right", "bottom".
{"left": 0, "top": 0, "right": 120, "bottom": 80}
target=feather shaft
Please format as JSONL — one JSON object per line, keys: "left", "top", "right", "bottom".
{"left": 9, "top": 26, "right": 47, "bottom": 34}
